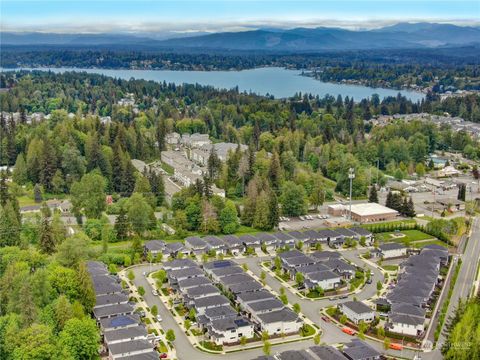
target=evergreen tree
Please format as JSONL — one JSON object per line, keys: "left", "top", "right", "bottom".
{"left": 114, "top": 206, "right": 129, "bottom": 240}
{"left": 0, "top": 200, "right": 21, "bottom": 247}
{"left": 253, "top": 191, "right": 271, "bottom": 230}
{"left": 6, "top": 117, "right": 17, "bottom": 166}
{"left": 156, "top": 117, "right": 167, "bottom": 152}
{"left": 404, "top": 197, "right": 416, "bottom": 217}
{"left": 268, "top": 151, "right": 281, "bottom": 191}
{"left": 203, "top": 175, "right": 212, "bottom": 199}
{"left": 12, "top": 153, "right": 28, "bottom": 185}
{"left": 121, "top": 160, "right": 136, "bottom": 197}
{"left": 207, "top": 147, "right": 221, "bottom": 180}
{"left": 0, "top": 171, "right": 8, "bottom": 207}
{"left": 34, "top": 183, "right": 43, "bottom": 203}
{"left": 77, "top": 262, "right": 96, "bottom": 313}
{"left": 219, "top": 200, "right": 239, "bottom": 234}
{"left": 40, "top": 138, "right": 56, "bottom": 193}
{"left": 111, "top": 140, "right": 125, "bottom": 193}
{"left": 267, "top": 191, "right": 280, "bottom": 230}
{"left": 369, "top": 186, "right": 378, "bottom": 203}
{"left": 147, "top": 168, "right": 165, "bottom": 206}
{"left": 39, "top": 216, "right": 56, "bottom": 254}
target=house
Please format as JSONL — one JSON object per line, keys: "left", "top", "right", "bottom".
{"left": 193, "top": 295, "right": 231, "bottom": 316}
{"left": 220, "top": 235, "right": 244, "bottom": 255}
{"left": 255, "top": 308, "right": 302, "bottom": 336}
{"left": 350, "top": 227, "right": 374, "bottom": 245}
{"left": 207, "top": 317, "right": 255, "bottom": 345}
{"left": 99, "top": 314, "right": 141, "bottom": 332}
{"left": 376, "top": 243, "right": 408, "bottom": 259}
{"left": 333, "top": 227, "right": 359, "bottom": 241}
{"left": 164, "top": 242, "right": 190, "bottom": 258}
{"left": 207, "top": 266, "right": 244, "bottom": 283}
{"left": 325, "top": 258, "right": 357, "bottom": 280}
{"left": 242, "top": 298, "right": 285, "bottom": 316}
{"left": 236, "top": 289, "right": 276, "bottom": 307}
{"left": 95, "top": 293, "right": 129, "bottom": 309}
{"left": 167, "top": 267, "right": 204, "bottom": 286}
{"left": 304, "top": 270, "right": 342, "bottom": 291}
{"left": 143, "top": 240, "right": 166, "bottom": 257}
{"left": 288, "top": 231, "right": 311, "bottom": 247}
{"left": 342, "top": 339, "right": 381, "bottom": 360}
{"left": 256, "top": 233, "right": 279, "bottom": 252}
{"left": 310, "top": 346, "right": 346, "bottom": 360}
{"left": 338, "top": 301, "right": 375, "bottom": 325}
{"left": 108, "top": 339, "right": 154, "bottom": 359}
{"left": 184, "top": 236, "right": 208, "bottom": 255}
{"left": 227, "top": 280, "right": 263, "bottom": 295}
{"left": 93, "top": 303, "right": 134, "bottom": 320}
{"left": 387, "top": 313, "right": 425, "bottom": 337}
{"left": 203, "top": 236, "right": 227, "bottom": 255}
{"left": 317, "top": 229, "right": 343, "bottom": 247}
{"left": 178, "top": 276, "right": 211, "bottom": 291}
{"left": 162, "top": 258, "right": 197, "bottom": 272}
{"left": 239, "top": 234, "right": 261, "bottom": 252}
{"left": 103, "top": 325, "right": 148, "bottom": 345}
{"left": 183, "top": 284, "right": 221, "bottom": 302}
{"left": 180, "top": 133, "right": 211, "bottom": 148}
{"left": 220, "top": 273, "right": 254, "bottom": 287}
{"left": 272, "top": 232, "right": 295, "bottom": 248}
{"left": 166, "top": 132, "right": 181, "bottom": 145}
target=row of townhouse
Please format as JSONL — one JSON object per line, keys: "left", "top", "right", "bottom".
{"left": 86, "top": 261, "right": 159, "bottom": 360}
{"left": 206, "top": 260, "right": 303, "bottom": 337}
{"left": 144, "top": 227, "right": 374, "bottom": 259}
{"left": 278, "top": 250, "right": 357, "bottom": 291}
{"left": 162, "top": 259, "right": 255, "bottom": 346}
{"left": 379, "top": 245, "right": 449, "bottom": 337}
{"left": 371, "top": 242, "right": 408, "bottom": 259}
{"left": 252, "top": 340, "right": 381, "bottom": 360}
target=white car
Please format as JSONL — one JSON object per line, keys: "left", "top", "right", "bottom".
{"left": 156, "top": 315, "right": 162, "bottom": 322}
{"left": 152, "top": 290, "right": 158, "bottom": 296}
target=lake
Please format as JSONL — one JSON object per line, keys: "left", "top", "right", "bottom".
{"left": 6, "top": 67, "right": 425, "bottom": 102}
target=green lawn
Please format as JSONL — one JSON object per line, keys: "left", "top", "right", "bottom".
{"left": 413, "top": 240, "right": 448, "bottom": 249}
{"left": 382, "top": 265, "right": 399, "bottom": 272}
{"left": 300, "top": 324, "right": 316, "bottom": 337}
{"left": 376, "top": 229, "right": 433, "bottom": 246}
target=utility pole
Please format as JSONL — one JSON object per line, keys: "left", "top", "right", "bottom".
{"left": 348, "top": 168, "right": 355, "bottom": 220}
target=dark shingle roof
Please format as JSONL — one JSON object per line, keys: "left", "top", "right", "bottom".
{"left": 340, "top": 301, "right": 373, "bottom": 315}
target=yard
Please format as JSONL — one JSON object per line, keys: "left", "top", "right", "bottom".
{"left": 375, "top": 229, "right": 434, "bottom": 246}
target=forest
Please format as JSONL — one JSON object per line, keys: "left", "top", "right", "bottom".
{"left": 2, "top": 46, "right": 480, "bottom": 91}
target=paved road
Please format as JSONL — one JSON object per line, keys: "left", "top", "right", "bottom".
{"left": 437, "top": 217, "right": 480, "bottom": 347}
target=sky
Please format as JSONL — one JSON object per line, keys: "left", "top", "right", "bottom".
{"left": 1, "top": 0, "right": 479, "bottom": 34}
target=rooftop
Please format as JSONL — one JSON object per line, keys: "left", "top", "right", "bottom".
{"left": 350, "top": 203, "right": 399, "bottom": 217}
{"left": 256, "top": 308, "right": 299, "bottom": 324}
{"left": 340, "top": 301, "right": 373, "bottom": 315}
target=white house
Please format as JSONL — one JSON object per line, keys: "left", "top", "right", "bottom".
{"left": 304, "top": 270, "right": 342, "bottom": 291}
{"left": 207, "top": 317, "right": 254, "bottom": 345}
{"left": 338, "top": 301, "right": 375, "bottom": 325}
{"left": 387, "top": 313, "right": 424, "bottom": 337}
{"left": 255, "top": 308, "right": 303, "bottom": 336}
{"left": 377, "top": 243, "right": 408, "bottom": 259}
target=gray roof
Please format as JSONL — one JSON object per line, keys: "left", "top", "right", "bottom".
{"left": 309, "top": 345, "right": 346, "bottom": 360}
{"left": 239, "top": 234, "right": 260, "bottom": 245}
{"left": 296, "top": 263, "right": 330, "bottom": 275}
{"left": 256, "top": 233, "right": 278, "bottom": 243}
{"left": 272, "top": 232, "right": 295, "bottom": 242}
{"left": 316, "top": 229, "right": 342, "bottom": 239}
{"left": 256, "top": 308, "right": 299, "bottom": 324}
{"left": 108, "top": 339, "right": 153, "bottom": 356}
{"left": 219, "top": 273, "right": 253, "bottom": 286}
{"left": 185, "top": 236, "right": 208, "bottom": 249}
{"left": 221, "top": 235, "right": 243, "bottom": 247}
{"left": 305, "top": 270, "right": 341, "bottom": 282}
{"left": 277, "top": 350, "right": 316, "bottom": 360}
{"left": 203, "top": 236, "right": 226, "bottom": 247}
{"left": 228, "top": 280, "right": 263, "bottom": 294}
{"left": 340, "top": 301, "right": 373, "bottom": 315}
{"left": 162, "top": 258, "right": 197, "bottom": 270}
{"left": 278, "top": 249, "right": 305, "bottom": 259}
{"left": 95, "top": 293, "right": 129, "bottom": 307}
{"left": 333, "top": 228, "right": 358, "bottom": 238}
{"left": 93, "top": 303, "right": 134, "bottom": 319}
{"left": 311, "top": 251, "right": 342, "bottom": 261}
{"left": 168, "top": 266, "right": 204, "bottom": 280}
{"left": 390, "top": 303, "right": 426, "bottom": 318}
{"left": 99, "top": 314, "right": 140, "bottom": 330}
{"left": 209, "top": 316, "right": 252, "bottom": 332}
{"left": 302, "top": 230, "right": 322, "bottom": 239}
{"left": 389, "top": 313, "right": 425, "bottom": 326}
{"left": 380, "top": 242, "right": 407, "bottom": 251}
{"left": 288, "top": 231, "right": 309, "bottom": 240}
{"left": 165, "top": 242, "right": 185, "bottom": 252}
{"left": 209, "top": 265, "right": 244, "bottom": 278}
{"left": 247, "top": 299, "right": 284, "bottom": 313}
{"left": 193, "top": 294, "right": 230, "bottom": 309}
{"left": 283, "top": 255, "right": 317, "bottom": 267}
{"left": 184, "top": 284, "right": 220, "bottom": 297}
{"left": 349, "top": 227, "right": 373, "bottom": 237}
{"left": 93, "top": 281, "right": 123, "bottom": 295}
{"left": 204, "top": 305, "right": 238, "bottom": 319}
{"left": 144, "top": 240, "right": 166, "bottom": 251}
{"left": 203, "top": 259, "right": 235, "bottom": 270}
{"left": 178, "top": 276, "right": 211, "bottom": 289}
{"left": 342, "top": 339, "right": 381, "bottom": 360}
{"left": 236, "top": 289, "right": 276, "bottom": 304}
{"left": 103, "top": 325, "right": 147, "bottom": 344}
{"left": 118, "top": 351, "right": 159, "bottom": 360}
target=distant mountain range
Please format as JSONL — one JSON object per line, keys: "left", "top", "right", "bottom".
{"left": 2, "top": 23, "right": 479, "bottom": 52}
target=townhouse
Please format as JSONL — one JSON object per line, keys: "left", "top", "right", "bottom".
{"left": 373, "top": 243, "right": 408, "bottom": 259}
{"left": 338, "top": 301, "right": 375, "bottom": 324}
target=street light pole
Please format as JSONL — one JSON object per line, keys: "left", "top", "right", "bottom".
{"left": 348, "top": 168, "right": 355, "bottom": 220}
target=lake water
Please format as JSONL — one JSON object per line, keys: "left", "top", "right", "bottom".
{"left": 5, "top": 67, "right": 425, "bottom": 102}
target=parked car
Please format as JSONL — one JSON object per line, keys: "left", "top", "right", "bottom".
{"left": 156, "top": 315, "right": 163, "bottom": 322}
{"left": 152, "top": 290, "right": 158, "bottom": 296}
{"left": 389, "top": 343, "right": 403, "bottom": 351}
{"left": 321, "top": 316, "right": 331, "bottom": 323}
{"left": 342, "top": 327, "right": 356, "bottom": 335}
{"left": 160, "top": 353, "right": 168, "bottom": 359}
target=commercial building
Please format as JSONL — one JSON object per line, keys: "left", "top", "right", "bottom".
{"left": 328, "top": 203, "right": 398, "bottom": 223}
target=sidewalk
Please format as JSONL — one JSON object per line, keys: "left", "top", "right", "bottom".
{"left": 118, "top": 269, "right": 177, "bottom": 359}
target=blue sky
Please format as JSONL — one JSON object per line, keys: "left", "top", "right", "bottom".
{"left": 1, "top": 1, "right": 479, "bottom": 33}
